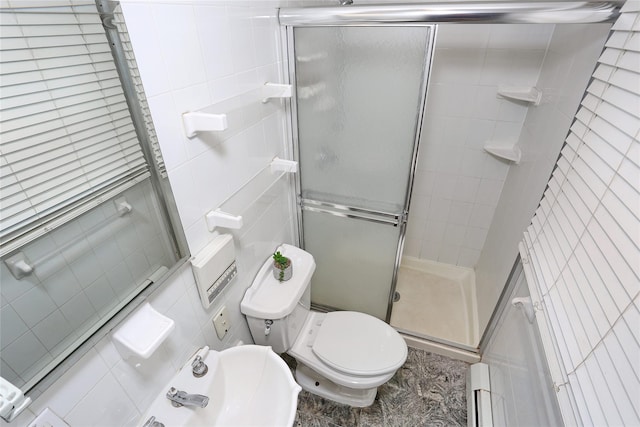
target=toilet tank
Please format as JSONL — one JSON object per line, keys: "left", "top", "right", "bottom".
{"left": 241, "top": 245, "right": 315, "bottom": 354}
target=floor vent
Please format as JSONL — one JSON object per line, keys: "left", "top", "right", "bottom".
{"left": 467, "top": 363, "right": 493, "bottom": 427}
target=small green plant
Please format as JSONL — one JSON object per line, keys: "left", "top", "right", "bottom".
{"left": 273, "top": 251, "right": 290, "bottom": 282}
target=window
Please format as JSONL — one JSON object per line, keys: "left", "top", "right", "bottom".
{"left": 1, "top": 2, "right": 150, "bottom": 256}
{"left": 0, "top": 1, "right": 186, "bottom": 392}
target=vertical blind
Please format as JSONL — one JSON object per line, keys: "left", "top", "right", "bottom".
{"left": 520, "top": 2, "right": 639, "bottom": 426}
{"left": 0, "top": 2, "right": 150, "bottom": 256}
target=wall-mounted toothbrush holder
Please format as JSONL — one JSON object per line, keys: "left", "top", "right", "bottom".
{"left": 182, "top": 82, "right": 292, "bottom": 139}
{"left": 205, "top": 157, "right": 298, "bottom": 232}
{"left": 497, "top": 86, "right": 542, "bottom": 106}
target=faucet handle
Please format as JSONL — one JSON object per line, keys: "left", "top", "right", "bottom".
{"left": 191, "top": 355, "right": 208, "bottom": 377}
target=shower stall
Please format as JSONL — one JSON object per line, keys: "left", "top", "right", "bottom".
{"left": 282, "top": 1, "right": 621, "bottom": 352}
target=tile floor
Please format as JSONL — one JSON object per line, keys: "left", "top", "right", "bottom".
{"left": 288, "top": 347, "right": 468, "bottom": 426}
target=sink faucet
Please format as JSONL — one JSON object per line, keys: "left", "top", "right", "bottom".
{"left": 142, "top": 416, "right": 165, "bottom": 427}
{"left": 166, "top": 387, "right": 209, "bottom": 408}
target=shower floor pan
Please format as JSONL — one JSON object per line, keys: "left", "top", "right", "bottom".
{"left": 390, "top": 257, "right": 479, "bottom": 347}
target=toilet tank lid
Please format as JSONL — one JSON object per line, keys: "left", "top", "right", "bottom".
{"left": 241, "top": 244, "right": 316, "bottom": 319}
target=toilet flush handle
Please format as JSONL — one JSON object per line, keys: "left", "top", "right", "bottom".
{"left": 264, "top": 320, "right": 274, "bottom": 336}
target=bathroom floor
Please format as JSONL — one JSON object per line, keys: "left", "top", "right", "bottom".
{"left": 287, "top": 347, "right": 468, "bottom": 427}
{"left": 390, "top": 262, "right": 477, "bottom": 346}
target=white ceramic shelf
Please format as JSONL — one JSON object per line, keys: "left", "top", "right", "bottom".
{"left": 497, "top": 86, "right": 542, "bottom": 106}
{"left": 206, "top": 157, "right": 298, "bottom": 231}
{"left": 112, "top": 303, "right": 174, "bottom": 359}
{"left": 484, "top": 143, "right": 522, "bottom": 164}
{"left": 182, "top": 83, "right": 292, "bottom": 138}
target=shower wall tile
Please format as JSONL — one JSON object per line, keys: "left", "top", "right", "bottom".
{"left": 152, "top": 4, "right": 208, "bottom": 91}
{"left": 437, "top": 25, "right": 491, "bottom": 49}
{"left": 458, "top": 248, "right": 481, "bottom": 267}
{"left": 487, "top": 24, "right": 553, "bottom": 49}
{"left": 194, "top": 5, "right": 235, "bottom": 81}
{"left": 405, "top": 24, "right": 552, "bottom": 267}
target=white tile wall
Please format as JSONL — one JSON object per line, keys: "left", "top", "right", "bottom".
{"left": 474, "top": 23, "right": 611, "bottom": 332}
{"left": 5, "top": 1, "right": 295, "bottom": 425}
{"left": 405, "top": 24, "right": 553, "bottom": 268}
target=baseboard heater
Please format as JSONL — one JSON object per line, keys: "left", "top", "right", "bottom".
{"left": 467, "top": 363, "right": 493, "bottom": 427}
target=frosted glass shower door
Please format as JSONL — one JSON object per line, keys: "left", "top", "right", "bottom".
{"left": 293, "top": 26, "right": 431, "bottom": 320}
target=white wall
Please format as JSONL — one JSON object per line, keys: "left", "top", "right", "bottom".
{"left": 474, "top": 23, "right": 611, "bottom": 332}
{"left": 4, "top": 1, "right": 294, "bottom": 425}
{"left": 405, "top": 24, "right": 553, "bottom": 268}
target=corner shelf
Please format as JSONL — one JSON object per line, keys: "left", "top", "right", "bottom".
{"left": 484, "top": 143, "right": 521, "bottom": 164}
{"left": 497, "top": 86, "right": 542, "bottom": 106}
{"left": 182, "top": 82, "right": 292, "bottom": 139}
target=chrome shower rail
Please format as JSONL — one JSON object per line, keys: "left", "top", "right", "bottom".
{"left": 279, "top": 1, "right": 623, "bottom": 26}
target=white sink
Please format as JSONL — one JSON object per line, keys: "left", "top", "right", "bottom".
{"left": 139, "top": 345, "right": 301, "bottom": 427}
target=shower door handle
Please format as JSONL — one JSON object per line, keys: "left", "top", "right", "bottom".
{"left": 299, "top": 199, "right": 402, "bottom": 227}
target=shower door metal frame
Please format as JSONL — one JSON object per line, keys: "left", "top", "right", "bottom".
{"left": 285, "top": 24, "right": 436, "bottom": 322}
{"left": 279, "top": 1, "right": 623, "bottom": 26}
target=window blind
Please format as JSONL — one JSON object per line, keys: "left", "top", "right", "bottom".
{"left": 520, "top": 3, "right": 639, "bottom": 426}
{"left": 113, "top": 6, "right": 167, "bottom": 179}
{"left": 0, "top": 2, "right": 149, "bottom": 256}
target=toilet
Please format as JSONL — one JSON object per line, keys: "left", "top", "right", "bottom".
{"left": 240, "top": 244, "right": 407, "bottom": 407}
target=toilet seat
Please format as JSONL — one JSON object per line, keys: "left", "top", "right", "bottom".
{"left": 312, "top": 311, "right": 407, "bottom": 376}
{"left": 288, "top": 311, "right": 407, "bottom": 390}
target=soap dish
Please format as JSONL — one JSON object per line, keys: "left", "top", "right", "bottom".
{"left": 112, "top": 303, "right": 175, "bottom": 359}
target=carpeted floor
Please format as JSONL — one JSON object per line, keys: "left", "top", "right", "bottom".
{"left": 287, "top": 347, "right": 468, "bottom": 426}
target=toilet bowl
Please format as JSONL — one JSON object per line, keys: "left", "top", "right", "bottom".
{"left": 240, "top": 244, "right": 407, "bottom": 407}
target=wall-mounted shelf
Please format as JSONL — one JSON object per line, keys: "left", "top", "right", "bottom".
{"left": 112, "top": 303, "right": 174, "bottom": 359}
{"left": 497, "top": 86, "right": 542, "bottom": 106}
{"left": 206, "top": 157, "right": 297, "bottom": 231}
{"left": 183, "top": 112, "right": 228, "bottom": 137}
{"left": 484, "top": 143, "right": 521, "bottom": 164}
{"left": 262, "top": 83, "right": 292, "bottom": 103}
{"left": 182, "top": 82, "right": 292, "bottom": 139}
